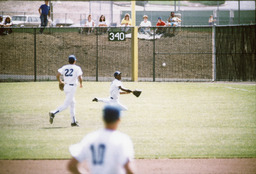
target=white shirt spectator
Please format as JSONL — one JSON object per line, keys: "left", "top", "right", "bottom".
{"left": 139, "top": 20, "right": 152, "bottom": 27}
{"left": 98, "top": 20, "right": 108, "bottom": 27}
{"left": 85, "top": 20, "right": 95, "bottom": 27}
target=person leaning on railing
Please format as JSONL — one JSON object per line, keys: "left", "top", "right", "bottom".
{"left": 1, "top": 16, "right": 13, "bottom": 35}
{"left": 156, "top": 17, "right": 166, "bottom": 34}
{"left": 167, "top": 12, "right": 181, "bottom": 27}
{"left": 139, "top": 15, "right": 152, "bottom": 35}
{"left": 84, "top": 14, "right": 95, "bottom": 34}
{"left": 167, "top": 12, "right": 181, "bottom": 35}
{"left": 120, "top": 13, "right": 132, "bottom": 33}
{"left": 98, "top": 15, "right": 108, "bottom": 34}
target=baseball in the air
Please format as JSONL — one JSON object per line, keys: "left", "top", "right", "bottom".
{"left": 162, "top": 62, "right": 166, "bottom": 67}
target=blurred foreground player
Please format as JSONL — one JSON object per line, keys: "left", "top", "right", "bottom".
{"left": 67, "top": 105, "right": 135, "bottom": 174}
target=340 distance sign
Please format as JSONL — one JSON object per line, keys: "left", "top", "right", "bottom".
{"left": 108, "top": 31, "right": 126, "bottom": 41}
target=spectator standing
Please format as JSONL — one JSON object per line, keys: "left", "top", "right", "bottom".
{"left": 67, "top": 105, "right": 135, "bottom": 174}
{"left": 156, "top": 17, "right": 166, "bottom": 34}
{"left": 139, "top": 15, "right": 152, "bottom": 35}
{"left": 38, "top": 0, "right": 50, "bottom": 34}
{"left": 208, "top": 15, "right": 216, "bottom": 25}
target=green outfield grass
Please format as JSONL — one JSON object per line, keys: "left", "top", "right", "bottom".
{"left": 0, "top": 82, "right": 255, "bottom": 159}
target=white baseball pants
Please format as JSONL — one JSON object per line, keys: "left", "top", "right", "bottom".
{"left": 98, "top": 97, "right": 128, "bottom": 111}
{"left": 53, "top": 84, "right": 77, "bottom": 123}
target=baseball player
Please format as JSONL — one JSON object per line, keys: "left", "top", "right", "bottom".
{"left": 67, "top": 105, "right": 135, "bottom": 174}
{"left": 92, "top": 71, "right": 132, "bottom": 111}
{"left": 49, "top": 55, "right": 83, "bottom": 127}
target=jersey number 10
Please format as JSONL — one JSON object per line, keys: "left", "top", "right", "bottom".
{"left": 90, "top": 144, "right": 106, "bottom": 165}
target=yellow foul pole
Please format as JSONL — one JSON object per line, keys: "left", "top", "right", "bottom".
{"left": 131, "top": 1, "right": 138, "bottom": 82}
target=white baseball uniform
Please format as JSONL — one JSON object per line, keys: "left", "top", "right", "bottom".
{"left": 98, "top": 79, "right": 128, "bottom": 111}
{"left": 51, "top": 64, "right": 83, "bottom": 123}
{"left": 69, "top": 128, "right": 134, "bottom": 174}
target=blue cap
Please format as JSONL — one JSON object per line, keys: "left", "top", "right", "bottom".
{"left": 69, "top": 55, "right": 77, "bottom": 61}
{"left": 158, "top": 17, "right": 162, "bottom": 20}
{"left": 103, "top": 105, "right": 121, "bottom": 123}
{"left": 114, "top": 71, "right": 121, "bottom": 77}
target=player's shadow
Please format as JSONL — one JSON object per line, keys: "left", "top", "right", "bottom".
{"left": 41, "top": 127, "right": 68, "bottom": 129}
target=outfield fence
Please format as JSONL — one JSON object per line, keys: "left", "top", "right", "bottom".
{"left": 0, "top": 25, "right": 255, "bottom": 82}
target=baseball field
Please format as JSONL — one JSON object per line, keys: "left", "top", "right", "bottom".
{"left": 0, "top": 81, "right": 255, "bottom": 173}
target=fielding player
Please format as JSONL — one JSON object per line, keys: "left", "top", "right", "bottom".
{"left": 67, "top": 105, "right": 135, "bottom": 174}
{"left": 49, "top": 55, "right": 83, "bottom": 127}
{"left": 92, "top": 71, "right": 132, "bottom": 111}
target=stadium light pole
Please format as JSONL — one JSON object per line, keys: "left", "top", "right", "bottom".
{"left": 131, "top": 1, "right": 138, "bottom": 82}
{"left": 238, "top": 0, "right": 241, "bottom": 24}
{"left": 50, "top": 1, "right": 61, "bottom": 22}
{"left": 89, "top": 1, "right": 91, "bottom": 15}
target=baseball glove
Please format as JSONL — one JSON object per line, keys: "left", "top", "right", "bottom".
{"left": 59, "top": 82, "right": 64, "bottom": 91}
{"left": 132, "top": 90, "right": 142, "bottom": 97}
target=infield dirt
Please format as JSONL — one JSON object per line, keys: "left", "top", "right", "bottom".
{"left": 1, "top": 159, "right": 256, "bottom": 174}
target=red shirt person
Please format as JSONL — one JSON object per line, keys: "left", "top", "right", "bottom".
{"left": 156, "top": 17, "right": 166, "bottom": 27}
{"left": 156, "top": 17, "right": 166, "bottom": 34}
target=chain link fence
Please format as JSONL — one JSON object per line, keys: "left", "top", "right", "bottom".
{"left": 0, "top": 27, "right": 132, "bottom": 82}
{"left": 0, "top": 25, "right": 255, "bottom": 82}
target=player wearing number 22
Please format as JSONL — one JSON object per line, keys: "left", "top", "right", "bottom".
{"left": 49, "top": 55, "right": 83, "bottom": 127}
{"left": 68, "top": 105, "right": 135, "bottom": 174}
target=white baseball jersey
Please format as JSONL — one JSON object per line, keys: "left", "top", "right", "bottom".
{"left": 110, "top": 79, "right": 124, "bottom": 100}
{"left": 69, "top": 129, "right": 134, "bottom": 174}
{"left": 58, "top": 64, "right": 83, "bottom": 85}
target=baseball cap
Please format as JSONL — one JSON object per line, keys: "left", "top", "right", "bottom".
{"left": 103, "top": 105, "right": 121, "bottom": 123}
{"left": 114, "top": 71, "right": 121, "bottom": 77}
{"left": 69, "top": 55, "right": 77, "bottom": 61}
{"left": 158, "top": 17, "right": 162, "bottom": 20}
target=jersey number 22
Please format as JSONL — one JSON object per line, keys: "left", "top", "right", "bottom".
{"left": 65, "top": 69, "right": 73, "bottom": 77}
